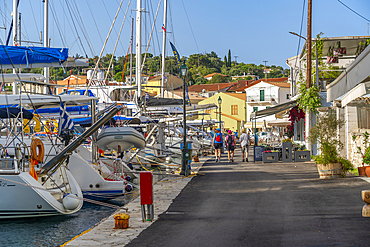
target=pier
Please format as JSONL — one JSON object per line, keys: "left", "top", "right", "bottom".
{"left": 65, "top": 150, "right": 370, "bottom": 246}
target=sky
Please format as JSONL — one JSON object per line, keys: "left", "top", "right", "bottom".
{"left": 0, "top": 0, "right": 369, "bottom": 69}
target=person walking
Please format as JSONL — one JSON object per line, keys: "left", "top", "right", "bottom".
{"left": 213, "top": 128, "right": 223, "bottom": 162}
{"left": 239, "top": 129, "right": 250, "bottom": 162}
{"left": 225, "top": 130, "right": 236, "bottom": 163}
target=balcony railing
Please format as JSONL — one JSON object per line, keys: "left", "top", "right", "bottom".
{"left": 246, "top": 95, "right": 277, "bottom": 102}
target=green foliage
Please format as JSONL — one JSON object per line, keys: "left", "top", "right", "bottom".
{"left": 308, "top": 111, "right": 352, "bottom": 173}
{"left": 297, "top": 82, "right": 322, "bottom": 114}
{"left": 227, "top": 49, "right": 232, "bottom": 67}
{"left": 209, "top": 74, "right": 227, "bottom": 84}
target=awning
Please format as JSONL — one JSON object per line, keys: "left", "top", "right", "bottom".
{"left": 244, "top": 122, "right": 265, "bottom": 129}
{"left": 340, "top": 81, "right": 370, "bottom": 107}
{"left": 327, "top": 43, "right": 370, "bottom": 102}
{"left": 250, "top": 100, "right": 297, "bottom": 120}
{"left": 267, "top": 118, "right": 291, "bottom": 127}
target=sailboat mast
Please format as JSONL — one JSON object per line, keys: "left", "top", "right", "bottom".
{"left": 130, "top": 17, "right": 134, "bottom": 101}
{"left": 160, "top": 0, "right": 167, "bottom": 98}
{"left": 12, "top": 0, "right": 17, "bottom": 95}
{"left": 44, "top": 0, "right": 49, "bottom": 86}
{"left": 136, "top": 0, "right": 142, "bottom": 101}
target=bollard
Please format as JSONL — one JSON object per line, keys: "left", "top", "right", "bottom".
{"left": 140, "top": 171, "right": 154, "bottom": 222}
{"left": 362, "top": 190, "right": 370, "bottom": 217}
{"left": 114, "top": 213, "right": 130, "bottom": 229}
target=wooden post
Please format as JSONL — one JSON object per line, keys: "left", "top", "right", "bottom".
{"left": 306, "top": 0, "right": 312, "bottom": 89}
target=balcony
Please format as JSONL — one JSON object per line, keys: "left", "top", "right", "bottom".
{"left": 246, "top": 95, "right": 277, "bottom": 106}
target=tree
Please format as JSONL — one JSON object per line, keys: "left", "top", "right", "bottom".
{"left": 209, "top": 74, "right": 227, "bottom": 84}
{"left": 224, "top": 55, "right": 227, "bottom": 66}
{"left": 227, "top": 49, "right": 231, "bottom": 67}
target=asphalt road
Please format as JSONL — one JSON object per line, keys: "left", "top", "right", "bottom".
{"left": 127, "top": 150, "right": 370, "bottom": 247}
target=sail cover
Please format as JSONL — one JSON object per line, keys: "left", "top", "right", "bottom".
{"left": 0, "top": 45, "right": 68, "bottom": 67}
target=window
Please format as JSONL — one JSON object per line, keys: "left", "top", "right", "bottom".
{"left": 253, "top": 107, "right": 258, "bottom": 112}
{"left": 357, "top": 106, "right": 370, "bottom": 129}
{"left": 205, "top": 109, "right": 211, "bottom": 114}
{"left": 260, "top": 90, "right": 265, "bottom": 101}
{"left": 266, "top": 106, "right": 271, "bottom": 109}
{"left": 286, "top": 94, "right": 290, "bottom": 99}
{"left": 231, "top": 105, "right": 238, "bottom": 115}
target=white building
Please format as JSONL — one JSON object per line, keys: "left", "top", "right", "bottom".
{"left": 244, "top": 78, "right": 290, "bottom": 128}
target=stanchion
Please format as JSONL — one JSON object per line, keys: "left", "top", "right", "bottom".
{"left": 140, "top": 171, "right": 154, "bottom": 222}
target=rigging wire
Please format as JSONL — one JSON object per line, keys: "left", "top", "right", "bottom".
{"left": 64, "top": 0, "right": 88, "bottom": 57}
{"left": 28, "top": 0, "right": 40, "bottom": 38}
{"left": 337, "top": 0, "right": 370, "bottom": 23}
{"left": 71, "top": 0, "right": 97, "bottom": 56}
{"left": 49, "top": 0, "right": 67, "bottom": 47}
{"left": 180, "top": 0, "right": 200, "bottom": 53}
{"left": 292, "top": 0, "right": 306, "bottom": 85}
{"left": 85, "top": 0, "right": 104, "bottom": 46}
{"left": 100, "top": 0, "right": 126, "bottom": 53}
{"left": 59, "top": 0, "right": 85, "bottom": 55}
{"left": 141, "top": 0, "right": 162, "bottom": 71}
{"left": 86, "top": 0, "right": 125, "bottom": 90}
{"left": 104, "top": 0, "right": 132, "bottom": 82}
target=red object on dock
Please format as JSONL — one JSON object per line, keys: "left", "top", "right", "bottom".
{"left": 140, "top": 171, "right": 153, "bottom": 205}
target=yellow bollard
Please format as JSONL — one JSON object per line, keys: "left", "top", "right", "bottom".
{"left": 362, "top": 190, "right": 370, "bottom": 217}
{"left": 114, "top": 213, "right": 130, "bottom": 229}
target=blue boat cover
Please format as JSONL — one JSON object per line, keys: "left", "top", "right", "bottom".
{"left": 0, "top": 45, "right": 68, "bottom": 66}
{"left": 0, "top": 107, "right": 33, "bottom": 119}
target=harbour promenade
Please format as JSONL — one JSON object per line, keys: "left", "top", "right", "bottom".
{"left": 65, "top": 150, "right": 370, "bottom": 246}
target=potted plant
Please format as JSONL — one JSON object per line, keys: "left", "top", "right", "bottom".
{"left": 308, "top": 112, "right": 353, "bottom": 179}
{"left": 352, "top": 131, "right": 370, "bottom": 176}
{"left": 262, "top": 150, "right": 279, "bottom": 163}
{"left": 294, "top": 145, "right": 311, "bottom": 162}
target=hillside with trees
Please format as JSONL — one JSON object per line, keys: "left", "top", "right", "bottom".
{"left": 10, "top": 50, "right": 289, "bottom": 84}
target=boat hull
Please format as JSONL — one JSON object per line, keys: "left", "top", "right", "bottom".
{"left": 97, "top": 127, "right": 145, "bottom": 151}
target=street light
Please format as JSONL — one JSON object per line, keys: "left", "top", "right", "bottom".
{"left": 218, "top": 96, "right": 222, "bottom": 129}
{"left": 180, "top": 60, "right": 189, "bottom": 176}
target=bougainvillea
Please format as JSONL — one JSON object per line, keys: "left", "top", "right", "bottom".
{"left": 285, "top": 106, "right": 305, "bottom": 138}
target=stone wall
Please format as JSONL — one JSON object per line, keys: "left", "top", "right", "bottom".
{"left": 350, "top": 132, "right": 367, "bottom": 168}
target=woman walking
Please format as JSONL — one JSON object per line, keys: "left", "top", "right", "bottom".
{"left": 225, "top": 130, "right": 236, "bottom": 162}
{"left": 213, "top": 128, "right": 223, "bottom": 162}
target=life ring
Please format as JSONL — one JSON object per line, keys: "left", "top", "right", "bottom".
{"left": 31, "top": 138, "right": 45, "bottom": 163}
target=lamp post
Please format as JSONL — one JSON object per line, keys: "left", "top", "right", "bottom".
{"left": 218, "top": 96, "right": 222, "bottom": 129}
{"left": 180, "top": 61, "right": 189, "bottom": 176}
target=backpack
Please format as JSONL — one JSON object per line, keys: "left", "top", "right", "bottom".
{"left": 227, "top": 134, "right": 234, "bottom": 146}
{"left": 215, "top": 133, "right": 222, "bottom": 142}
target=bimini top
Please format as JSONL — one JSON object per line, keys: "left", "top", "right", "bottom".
{"left": 0, "top": 45, "right": 68, "bottom": 66}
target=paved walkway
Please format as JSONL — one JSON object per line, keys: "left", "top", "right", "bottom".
{"left": 64, "top": 157, "right": 208, "bottom": 246}
{"left": 66, "top": 150, "right": 370, "bottom": 246}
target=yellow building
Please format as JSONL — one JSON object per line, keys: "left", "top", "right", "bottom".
{"left": 143, "top": 75, "right": 183, "bottom": 95}
{"left": 198, "top": 92, "right": 246, "bottom": 132}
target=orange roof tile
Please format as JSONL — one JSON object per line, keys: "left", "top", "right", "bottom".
{"left": 204, "top": 73, "right": 228, "bottom": 78}
{"left": 187, "top": 83, "right": 235, "bottom": 92}
{"left": 223, "top": 93, "right": 246, "bottom": 101}
{"left": 235, "top": 77, "right": 289, "bottom": 92}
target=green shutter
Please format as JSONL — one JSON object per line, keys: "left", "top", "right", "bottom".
{"left": 253, "top": 107, "right": 258, "bottom": 112}
{"left": 260, "top": 90, "right": 265, "bottom": 101}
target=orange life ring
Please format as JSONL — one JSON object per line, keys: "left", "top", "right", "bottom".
{"left": 31, "top": 138, "right": 45, "bottom": 163}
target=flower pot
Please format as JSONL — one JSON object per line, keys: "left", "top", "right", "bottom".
{"left": 358, "top": 166, "right": 366, "bottom": 177}
{"left": 316, "top": 163, "right": 343, "bottom": 179}
{"left": 294, "top": 150, "right": 310, "bottom": 162}
{"left": 262, "top": 152, "right": 279, "bottom": 163}
{"left": 366, "top": 166, "right": 370, "bottom": 178}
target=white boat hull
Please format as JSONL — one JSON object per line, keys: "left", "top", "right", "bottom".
{"left": 0, "top": 170, "right": 83, "bottom": 219}
{"left": 97, "top": 127, "right": 145, "bottom": 151}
